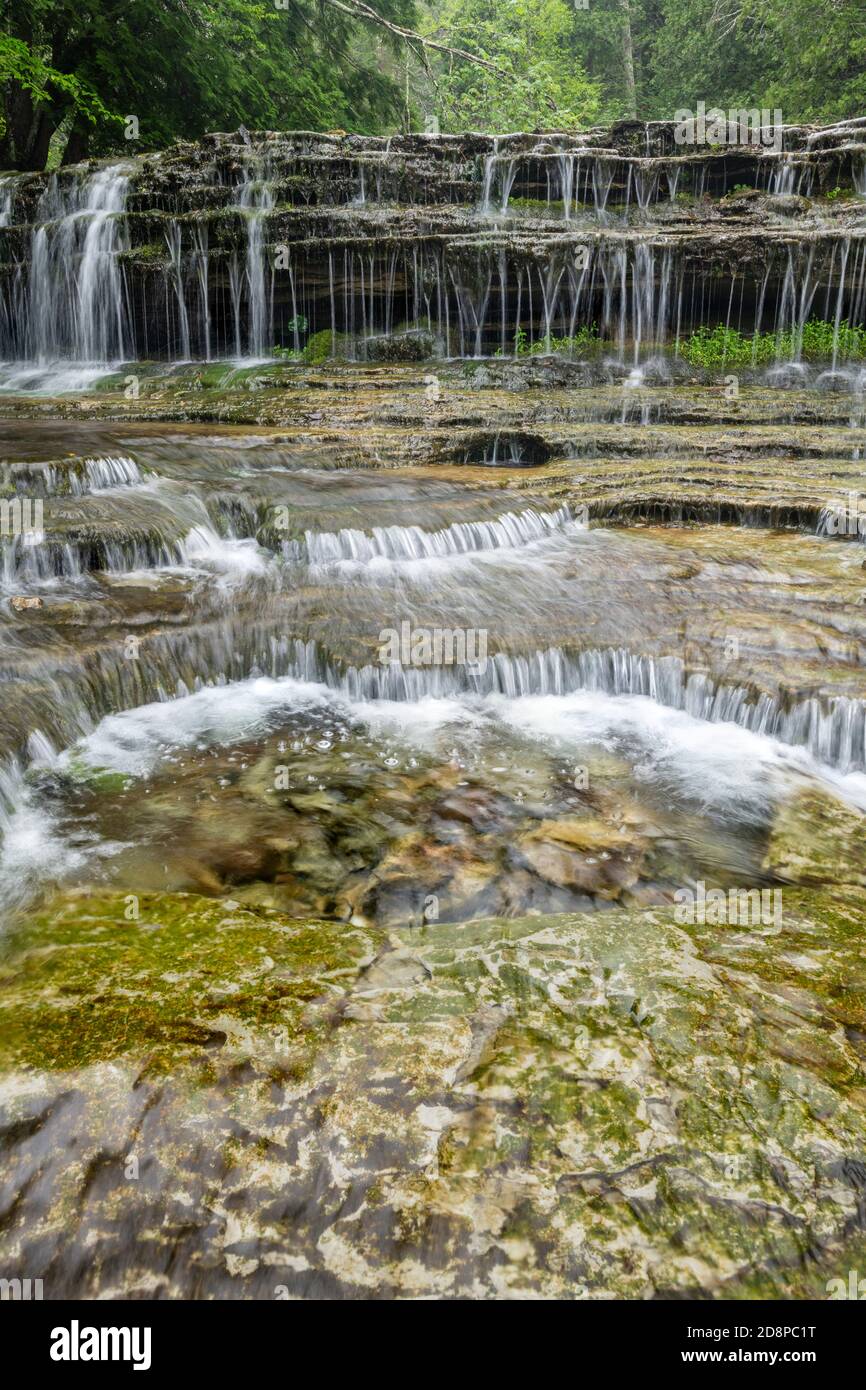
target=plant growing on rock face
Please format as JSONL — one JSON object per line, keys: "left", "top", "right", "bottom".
{"left": 497, "top": 323, "right": 600, "bottom": 357}
{"left": 680, "top": 318, "right": 866, "bottom": 368}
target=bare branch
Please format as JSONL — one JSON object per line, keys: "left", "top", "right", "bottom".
{"left": 320, "top": 0, "right": 506, "bottom": 75}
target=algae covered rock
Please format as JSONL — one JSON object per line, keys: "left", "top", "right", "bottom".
{"left": 1, "top": 887, "right": 865, "bottom": 1298}
{"left": 764, "top": 787, "right": 866, "bottom": 888}
{"left": 0, "top": 889, "right": 383, "bottom": 1073}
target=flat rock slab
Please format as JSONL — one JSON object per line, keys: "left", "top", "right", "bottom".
{"left": 1, "top": 885, "right": 865, "bottom": 1298}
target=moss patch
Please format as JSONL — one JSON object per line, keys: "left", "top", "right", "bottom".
{"left": 0, "top": 890, "right": 382, "bottom": 1072}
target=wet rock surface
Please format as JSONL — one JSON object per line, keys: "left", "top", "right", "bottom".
{"left": 1, "top": 880, "right": 865, "bottom": 1299}
{"left": 2, "top": 120, "right": 866, "bottom": 1300}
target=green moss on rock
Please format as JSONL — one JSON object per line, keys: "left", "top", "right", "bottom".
{"left": 0, "top": 890, "right": 382, "bottom": 1072}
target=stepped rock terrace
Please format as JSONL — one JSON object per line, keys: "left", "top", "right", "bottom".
{"left": 1, "top": 120, "right": 866, "bottom": 371}
{"left": 2, "top": 123, "right": 866, "bottom": 1302}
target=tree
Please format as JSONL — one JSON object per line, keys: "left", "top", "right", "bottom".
{"left": 420, "top": 0, "right": 601, "bottom": 132}
{"left": 646, "top": 0, "right": 866, "bottom": 123}
{"left": 0, "top": 0, "right": 424, "bottom": 170}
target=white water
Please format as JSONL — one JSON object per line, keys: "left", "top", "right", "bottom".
{"left": 3, "top": 671, "right": 861, "bottom": 915}
{"left": 174, "top": 524, "right": 271, "bottom": 582}
{"left": 56, "top": 676, "right": 334, "bottom": 779}
{"left": 34, "top": 168, "right": 128, "bottom": 361}
{"left": 71, "top": 455, "right": 143, "bottom": 494}
{"left": 304, "top": 505, "right": 579, "bottom": 570}
{"left": 232, "top": 164, "right": 274, "bottom": 358}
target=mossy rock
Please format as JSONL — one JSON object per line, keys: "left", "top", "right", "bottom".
{"left": 2, "top": 888, "right": 866, "bottom": 1296}
{"left": 302, "top": 329, "right": 351, "bottom": 364}
{"left": 764, "top": 787, "right": 866, "bottom": 888}
{"left": 0, "top": 890, "right": 382, "bottom": 1072}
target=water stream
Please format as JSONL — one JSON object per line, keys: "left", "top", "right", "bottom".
{"left": 2, "top": 122, "right": 866, "bottom": 1300}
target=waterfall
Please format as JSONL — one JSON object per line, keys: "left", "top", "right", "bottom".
{"left": 31, "top": 166, "right": 129, "bottom": 365}
{"left": 0, "top": 129, "right": 864, "bottom": 374}
{"left": 236, "top": 163, "right": 274, "bottom": 358}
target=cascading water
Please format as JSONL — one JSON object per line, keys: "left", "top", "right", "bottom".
{"left": 4, "top": 120, "right": 866, "bottom": 1306}
{"left": 0, "top": 128, "right": 865, "bottom": 372}
{"left": 305, "top": 505, "right": 578, "bottom": 567}
{"left": 3, "top": 166, "right": 131, "bottom": 386}
{"left": 233, "top": 162, "right": 274, "bottom": 359}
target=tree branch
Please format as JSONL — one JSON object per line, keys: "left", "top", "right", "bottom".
{"left": 320, "top": 0, "right": 505, "bottom": 75}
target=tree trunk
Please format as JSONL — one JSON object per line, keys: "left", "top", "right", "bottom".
{"left": 25, "top": 109, "right": 55, "bottom": 171}
{"left": 62, "top": 121, "right": 91, "bottom": 166}
{"left": 2, "top": 83, "right": 61, "bottom": 170}
{"left": 620, "top": 0, "right": 638, "bottom": 120}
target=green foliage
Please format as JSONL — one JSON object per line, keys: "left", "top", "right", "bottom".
{"left": 423, "top": 0, "right": 866, "bottom": 128}
{"left": 1, "top": 0, "right": 418, "bottom": 169}
{"left": 301, "top": 329, "right": 354, "bottom": 363}
{"left": 3, "top": 0, "right": 864, "bottom": 171}
{"left": 497, "top": 324, "right": 601, "bottom": 356}
{"left": 646, "top": 0, "right": 866, "bottom": 124}
{"left": 679, "top": 320, "right": 866, "bottom": 368}
{"left": 421, "top": 0, "right": 601, "bottom": 132}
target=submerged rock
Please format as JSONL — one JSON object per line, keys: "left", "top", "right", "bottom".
{"left": 1, "top": 887, "right": 865, "bottom": 1298}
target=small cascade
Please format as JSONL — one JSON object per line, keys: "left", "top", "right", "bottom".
{"left": 46, "top": 633, "right": 866, "bottom": 775}
{"left": 1, "top": 455, "right": 143, "bottom": 497}
{"left": 304, "top": 505, "right": 577, "bottom": 567}
{"left": 166, "top": 222, "right": 192, "bottom": 360}
{"left": 310, "top": 643, "right": 866, "bottom": 774}
{"left": 75, "top": 456, "right": 144, "bottom": 493}
{"left": 771, "top": 157, "right": 797, "bottom": 195}
{"left": 191, "top": 223, "right": 212, "bottom": 361}
{"left": 176, "top": 524, "right": 270, "bottom": 581}
{"left": 556, "top": 154, "right": 578, "bottom": 220}
{"left": 591, "top": 159, "right": 614, "bottom": 215}
{"left": 480, "top": 139, "right": 500, "bottom": 212}
{"left": 0, "top": 530, "right": 180, "bottom": 587}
